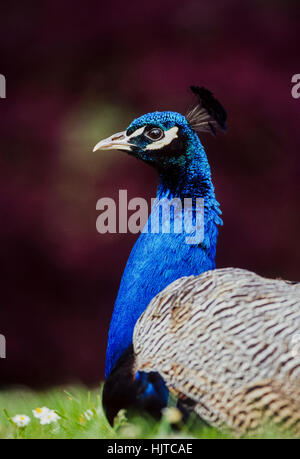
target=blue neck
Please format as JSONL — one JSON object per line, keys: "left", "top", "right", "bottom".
{"left": 105, "top": 135, "right": 222, "bottom": 378}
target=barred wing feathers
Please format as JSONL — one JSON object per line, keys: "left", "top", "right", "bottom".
{"left": 133, "top": 268, "right": 300, "bottom": 433}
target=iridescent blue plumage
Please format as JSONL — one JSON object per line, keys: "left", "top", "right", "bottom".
{"left": 105, "top": 111, "right": 222, "bottom": 377}
{"left": 94, "top": 88, "right": 226, "bottom": 423}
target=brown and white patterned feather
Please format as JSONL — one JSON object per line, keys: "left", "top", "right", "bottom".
{"left": 133, "top": 268, "right": 300, "bottom": 433}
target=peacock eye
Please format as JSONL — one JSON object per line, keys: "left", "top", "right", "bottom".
{"left": 145, "top": 127, "right": 164, "bottom": 141}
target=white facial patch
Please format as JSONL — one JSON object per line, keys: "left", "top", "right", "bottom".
{"left": 145, "top": 126, "right": 179, "bottom": 150}
{"left": 127, "top": 127, "right": 145, "bottom": 141}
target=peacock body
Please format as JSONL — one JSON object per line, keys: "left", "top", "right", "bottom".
{"left": 134, "top": 268, "right": 300, "bottom": 433}
{"left": 93, "top": 87, "right": 300, "bottom": 433}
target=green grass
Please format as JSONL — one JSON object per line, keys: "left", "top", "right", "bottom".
{"left": 0, "top": 386, "right": 297, "bottom": 439}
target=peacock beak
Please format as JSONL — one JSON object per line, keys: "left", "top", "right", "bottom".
{"left": 93, "top": 131, "right": 134, "bottom": 152}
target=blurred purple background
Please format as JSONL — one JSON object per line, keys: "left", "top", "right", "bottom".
{"left": 0, "top": 0, "right": 299, "bottom": 387}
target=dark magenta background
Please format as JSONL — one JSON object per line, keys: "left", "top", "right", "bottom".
{"left": 0, "top": 0, "right": 299, "bottom": 386}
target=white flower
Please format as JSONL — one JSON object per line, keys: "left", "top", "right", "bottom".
{"left": 11, "top": 414, "right": 31, "bottom": 428}
{"left": 32, "top": 406, "right": 60, "bottom": 425}
{"left": 162, "top": 407, "right": 182, "bottom": 424}
{"left": 120, "top": 424, "right": 141, "bottom": 438}
{"left": 32, "top": 407, "right": 51, "bottom": 419}
{"left": 39, "top": 409, "right": 60, "bottom": 425}
{"left": 95, "top": 406, "right": 102, "bottom": 416}
{"left": 84, "top": 409, "right": 94, "bottom": 421}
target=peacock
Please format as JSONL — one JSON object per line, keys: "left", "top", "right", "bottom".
{"left": 93, "top": 87, "right": 300, "bottom": 434}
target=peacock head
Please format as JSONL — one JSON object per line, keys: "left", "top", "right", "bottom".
{"left": 93, "top": 86, "right": 227, "bottom": 177}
